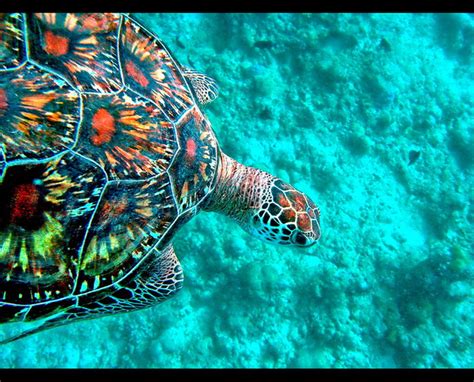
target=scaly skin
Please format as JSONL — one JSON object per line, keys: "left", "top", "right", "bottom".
{"left": 204, "top": 151, "right": 321, "bottom": 247}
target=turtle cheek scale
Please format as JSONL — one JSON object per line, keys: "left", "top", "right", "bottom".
{"left": 250, "top": 208, "right": 304, "bottom": 246}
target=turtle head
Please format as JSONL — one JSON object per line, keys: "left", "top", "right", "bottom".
{"left": 248, "top": 178, "right": 321, "bottom": 247}
{"left": 204, "top": 153, "right": 321, "bottom": 248}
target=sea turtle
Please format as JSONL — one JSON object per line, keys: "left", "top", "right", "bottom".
{"left": 0, "top": 13, "right": 321, "bottom": 344}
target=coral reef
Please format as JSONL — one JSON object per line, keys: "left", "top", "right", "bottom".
{"left": 0, "top": 13, "right": 472, "bottom": 368}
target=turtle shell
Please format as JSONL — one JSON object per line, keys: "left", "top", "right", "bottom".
{"left": 0, "top": 13, "right": 218, "bottom": 312}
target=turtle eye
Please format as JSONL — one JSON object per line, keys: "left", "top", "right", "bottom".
{"left": 291, "top": 231, "right": 308, "bottom": 246}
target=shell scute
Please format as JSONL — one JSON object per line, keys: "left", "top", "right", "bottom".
{"left": 0, "top": 152, "right": 107, "bottom": 305}
{"left": 169, "top": 107, "right": 218, "bottom": 212}
{"left": 119, "top": 17, "right": 193, "bottom": 121}
{"left": 76, "top": 89, "right": 177, "bottom": 180}
{"left": 76, "top": 173, "right": 178, "bottom": 294}
{"left": 26, "top": 13, "right": 122, "bottom": 93}
{"left": 0, "top": 63, "right": 80, "bottom": 161}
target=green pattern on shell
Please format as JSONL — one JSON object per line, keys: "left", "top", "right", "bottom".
{"left": 0, "top": 13, "right": 218, "bottom": 315}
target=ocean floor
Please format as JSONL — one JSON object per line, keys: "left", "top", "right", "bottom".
{"left": 0, "top": 13, "right": 473, "bottom": 368}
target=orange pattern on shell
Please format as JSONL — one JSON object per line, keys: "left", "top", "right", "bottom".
{"left": 185, "top": 138, "right": 197, "bottom": 163}
{"left": 0, "top": 89, "right": 8, "bottom": 110}
{"left": 125, "top": 60, "right": 149, "bottom": 88}
{"left": 43, "top": 30, "right": 69, "bottom": 56}
{"left": 91, "top": 108, "right": 116, "bottom": 146}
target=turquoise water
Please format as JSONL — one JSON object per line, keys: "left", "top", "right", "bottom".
{"left": 1, "top": 13, "right": 473, "bottom": 368}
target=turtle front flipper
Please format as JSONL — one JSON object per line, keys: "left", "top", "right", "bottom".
{"left": 0, "top": 245, "right": 183, "bottom": 345}
{"left": 183, "top": 67, "right": 219, "bottom": 105}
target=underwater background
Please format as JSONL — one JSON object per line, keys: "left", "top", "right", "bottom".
{"left": 0, "top": 13, "right": 473, "bottom": 368}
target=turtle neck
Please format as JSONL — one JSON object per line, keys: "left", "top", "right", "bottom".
{"left": 203, "top": 151, "right": 274, "bottom": 225}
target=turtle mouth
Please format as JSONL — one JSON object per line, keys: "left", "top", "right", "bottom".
{"left": 290, "top": 231, "right": 315, "bottom": 247}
